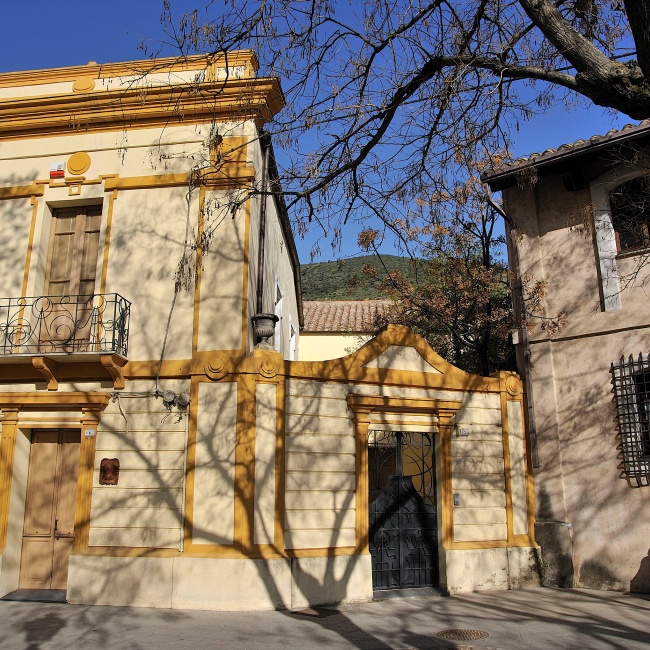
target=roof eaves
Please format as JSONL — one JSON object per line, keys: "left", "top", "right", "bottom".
{"left": 482, "top": 120, "right": 650, "bottom": 189}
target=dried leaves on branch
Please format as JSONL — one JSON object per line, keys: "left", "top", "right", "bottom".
{"left": 153, "top": 1, "right": 644, "bottom": 372}
{"left": 155, "top": 0, "right": 649, "bottom": 248}
{"left": 356, "top": 156, "right": 517, "bottom": 376}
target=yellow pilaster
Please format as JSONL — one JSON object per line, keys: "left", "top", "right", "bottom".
{"left": 234, "top": 373, "right": 257, "bottom": 552}
{"left": 72, "top": 408, "right": 101, "bottom": 553}
{"left": 0, "top": 409, "right": 19, "bottom": 552}
{"left": 437, "top": 408, "right": 455, "bottom": 549}
{"left": 354, "top": 407, "right": 371, "bottom": 553}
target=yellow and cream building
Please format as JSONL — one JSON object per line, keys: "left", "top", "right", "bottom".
{"left": 0, "top": 54, "right": 539, "bottom": 609}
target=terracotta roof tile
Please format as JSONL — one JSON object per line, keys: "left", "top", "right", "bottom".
{"left": 302, "top": 300, "right": 390, "bottom": 333}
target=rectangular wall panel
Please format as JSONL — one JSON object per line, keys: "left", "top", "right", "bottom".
{"left": 507, "top": 400, "right": 529, "bottom": 536}
{"left": 193, "top": 382, "right": 237, "bottom": 545}
{"left": 254, "top": 383, "right": 277, "bottom": 545}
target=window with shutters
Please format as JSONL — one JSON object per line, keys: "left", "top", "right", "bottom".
{"left": 45, "top": 205, "right": 102, "bottom": 297}
{"left": 39, "top": 205, "right": 103, "bottom": 352}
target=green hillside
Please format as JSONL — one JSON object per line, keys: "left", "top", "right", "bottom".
{"left": 300, "top": 255, "right": 416, "bottom": 300}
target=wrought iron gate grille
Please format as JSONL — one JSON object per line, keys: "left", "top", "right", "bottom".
{"left": 368, "top": 430, "right": 438, "bottom": 590}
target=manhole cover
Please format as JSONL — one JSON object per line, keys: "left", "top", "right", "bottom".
{"left": 436, "top": 629, "right": 490, "bottom": 641}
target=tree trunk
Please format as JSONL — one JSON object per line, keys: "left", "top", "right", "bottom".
{"left": 624, "top": 0, "right": 650, "bottom": 83}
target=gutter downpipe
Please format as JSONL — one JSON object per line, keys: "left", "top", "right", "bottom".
{"left": 256, "top": 132, "right": 271, "bottom": 322}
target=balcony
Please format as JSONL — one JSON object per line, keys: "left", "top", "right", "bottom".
{"left": 0, "top": 293, "right": 130, "bottom": 390}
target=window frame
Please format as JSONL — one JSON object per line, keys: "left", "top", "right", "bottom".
{"left": 608, "top": 176, "right": 650, "bottom": 254}
{"left": 590, "top": 166, "right": 650, "bottom": 312}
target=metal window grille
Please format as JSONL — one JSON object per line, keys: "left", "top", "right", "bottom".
{"left": 610, "top": 353, "right": 650, "bottom": 487}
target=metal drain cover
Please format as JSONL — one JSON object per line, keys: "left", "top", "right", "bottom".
{"left": 436, "top": 629, "right": 490, "bottom": 641}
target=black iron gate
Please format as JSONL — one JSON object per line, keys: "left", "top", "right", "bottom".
{"left": 368, "top": 430, "right": 438, "bottom": 590}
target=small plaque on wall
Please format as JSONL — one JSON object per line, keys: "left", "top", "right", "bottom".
{"left": 99, "top": 458, "right": 120, "bottom": 485}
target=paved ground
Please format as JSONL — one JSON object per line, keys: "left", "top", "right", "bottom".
{"left": 0, "top": 588, "right": 648, "bottom": 650}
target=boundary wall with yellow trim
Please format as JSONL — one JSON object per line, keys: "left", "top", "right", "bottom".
{"left": 1, "top": 323, "right": 540, "bottom": 609}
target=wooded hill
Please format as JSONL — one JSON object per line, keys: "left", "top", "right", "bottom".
{"left": 300, "top": 255, "right": 416, "bottom": 300}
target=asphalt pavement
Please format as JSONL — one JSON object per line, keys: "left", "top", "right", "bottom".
{"left": 0, "top": 587, "right": 648, "bottom": 650}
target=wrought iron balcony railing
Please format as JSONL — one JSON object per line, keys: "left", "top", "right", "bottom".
{"left": 0, "top": 293, "right": 130, "bottom": 357}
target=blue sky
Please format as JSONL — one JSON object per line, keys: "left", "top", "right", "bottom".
{"left": 1, "top": 2, "right": 636, "bottom": 262}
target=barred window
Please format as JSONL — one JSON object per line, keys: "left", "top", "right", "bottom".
{"left": 610, "top": 353, "right": 650, "bottom": 487}
{"left": 609, "top": 176, "right": 650, "bottom": 253}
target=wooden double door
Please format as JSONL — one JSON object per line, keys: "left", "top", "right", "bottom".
{"left": 19, "top": 429, "right": 80, "bottom": 590}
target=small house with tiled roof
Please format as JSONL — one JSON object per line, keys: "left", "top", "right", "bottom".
{"left": 300, "top": 300, "right": 389, "bottom": 360}
{"left": 483, "top": 121, "right": 650, "bottom": 594}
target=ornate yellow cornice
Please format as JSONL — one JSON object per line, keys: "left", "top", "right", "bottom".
{"left": 0, "top": 76, "right": 285, "bottom": 140}
{"left": 0, "top": 51, "right": 260, "bottom": 88}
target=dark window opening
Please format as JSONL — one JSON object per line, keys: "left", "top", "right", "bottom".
{"left": 609, "top": 176, "right": 650, "bottom": 253}
{"left": 611, "top": 353, "right": 650, "bottom": 487}
{"left": 634, "top": 371, "right": 650, "bottom": 458}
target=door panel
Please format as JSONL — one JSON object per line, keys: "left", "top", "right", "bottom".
{"left": 51, "top": 538, "right": 74, "bottom": 590}
{"left": 54, "top": 429, "right": 80, "bottom": 536}
{"left": 19, "top": 537, "right": 55, "bottom": 588}
{"left": 19, "top": 429, "right": 81, "bottom": 590}
{"left": 51, "top": 430, "right": 80, "bottom": 590}
{"left": 22, "top": 431, "right": 58, "bottom": 537}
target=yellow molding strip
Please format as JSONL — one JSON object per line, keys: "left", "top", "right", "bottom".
{"left": 353, "top": 407, "right": 371, "bottom": 554}
{"left": 182, "top": 376, "right": 200, "bottom": 550}
{"left": 76, "top": 540, "right": 535, "bottom": 558}
{"left": 15, "top": 419, "right": 88, "bottom": 428}
{"left": 348, "top": 394, "right": 463, "bottom": 413}
{"left": 501, "top": 391, "right": 515, "bottom": 543}
{"left": 0, "top": 392, "right": 110, "bottom": 408}
{"left": 285, "top": 547, "right": 360, "bottom": 558}
{"left": 449, "top": 537, "right": 537, "bottom": 551}
{"left": 103, "top": 174, "right": 189, "bottom": 191}
{"left": 100, "top": 169, "right": 254, "bottom": 193}
{"left": 0, "top": 184, "right": 44, "bottom": 200}
{"left": 99, "top": 190, "right": 117, "bottom": 295}
{"left": 81, "top": 544, "right": 361, "bottom": 560}
{"left": 0, "top": 409, "right": 19, "bottom": 552}
{"left": 521, "top": 388, "right": 538, "bottom": 541}
{"left": 233, "top": 374, "right": 257, "bottom": 552}
{"left": 73, "top": 409, "right": 102, "bottom": 553}
{"left": 274, "top": 378, "right": 286, "bottom": 552}
{"left": 123, "top": 359, "right": 192, "bottom": 378}
{"left": 20, "top": 194, "right": 39, "bottom": 301}
{"left": 76, "top": 547, "right": 182, "bottom": 558}
{"left": 437, "top": 413, "right": 456, "bottom": 549}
